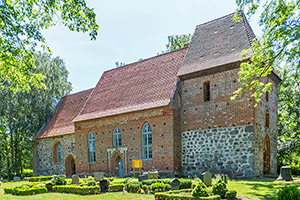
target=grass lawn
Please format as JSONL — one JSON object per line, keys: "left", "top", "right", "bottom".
{"left": 1, "top": 178, "right": 300, "bottom": 200}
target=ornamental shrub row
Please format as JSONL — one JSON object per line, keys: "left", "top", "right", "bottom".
{"left": 53, "top": 185, "right": 100, "bottom": 195}
{"left": 126, "top": 182, "right": 142, "bottom": 193}
{"left": 4, "top": 186, "right": 47, "bottom": 196}
{"left": 155, "top": 192, "right": 221, "bottom": 200}
{"left": 142, "top": 179, "right": 172, "bottom": 185}
{"left": 28, "top": 176, "right": 54, "bottom": 182}
{"left": 109, "top": 184, "right": 124, "bottom": 192}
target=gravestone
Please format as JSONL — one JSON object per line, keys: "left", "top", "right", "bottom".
{"left": 139, "top": 174, "right": 148, "bottom": 182}
{"left": 94, "top": 172, "right": 105, "bottom": 181}
{"left": 72, "top": 175, "right": 80, "bottom": 184}
{"left": 13, "top": 176, "right": 20, "bottom": 182}
{"left": 170, "top": 178, "right": 180, "bottom": 190}
{"left": 277, "top": 166, "right": 293, "bottom": 181}
{"left": 99, "top": 179, "right": 108, "bottom": 192}
{"left": 202, "top": 172, "right": 212, "bottom": 186}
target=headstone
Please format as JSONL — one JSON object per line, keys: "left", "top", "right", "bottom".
{"left": 13, "top": 176, "right": 20, "bottom": 182}
{"left": 138, "top": 174, "right": 148, "bottom": 182}
{"left": 148, "top": 171, "right": 158, "bottom": 179}
{"left": 277, "top": 166, "right": 293, "bottom": 181}
{"left": 202, "top": 172, "right": 212, "bottom": 186}
{"left": 170, "top": 178, "right": 180, "bottom": 190}
{"left": 72, "top": 175, "right": 80, "bottom": 184}
{"left": 99, "top": 179, "right": 108, "bottom": 192}
{"left": 94, "top": 172, "right": 105, "bottom": 181}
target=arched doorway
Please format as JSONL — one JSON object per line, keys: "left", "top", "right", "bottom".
{"left": 65, "top": 155, "right": 76, "bottom": 177}
{"left": 116, "top": 156, "right": 124, "bottom": 178}
{"left": 263, "top": 134, "right": 271, "bottom": 174}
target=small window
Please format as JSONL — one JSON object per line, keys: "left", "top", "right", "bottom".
{"left": 266, "top": 91, "right": 269, "bottom": 101}
{"left": 142, "top": 122, "right": 152, "bottom": 160}
{"left": 203, "top": 82, "right": 210, "bottom": 101}
{"left": 113, "top": 127, "right": 122, "bottom": 147}
{"left": 88, "top": 131, "right": 96, "bottom": 163}
{"left": 57, "top": 144, "right": 63, "bottom": 163}
{"left": 266, "top": 110, "right": 270, "bottom": 128}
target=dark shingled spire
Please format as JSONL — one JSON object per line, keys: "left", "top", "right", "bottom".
{"left": 178, "top": 11, "right": 255, "bottom": 77}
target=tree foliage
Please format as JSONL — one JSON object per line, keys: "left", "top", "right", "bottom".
{"left": 232, "top": 0, "right": 299, "bottom": 104}
{"left": 165, "top": 34, "right": 192, "bottom": 52}
{"left": 0, "top": 52, "right": 72, "bottom": 176}
{"left": 0, "top": 0, "right": 98, "bottom": 93}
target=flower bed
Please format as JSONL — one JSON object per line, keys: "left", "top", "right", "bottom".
{"left": 53, "top": 185, "right": 100, "bottom": 195}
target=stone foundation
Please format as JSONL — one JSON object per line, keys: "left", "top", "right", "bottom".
{"left": 34, "top": 134, "right": 75, "bottom": 176}
{"left": 182, "top": 125, "right": 255, "bottom": 178}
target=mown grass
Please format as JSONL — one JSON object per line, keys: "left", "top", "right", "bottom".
{"left": 1, "top": 178, "right": 300, "bottom": 200}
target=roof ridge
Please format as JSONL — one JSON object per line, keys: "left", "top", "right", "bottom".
{"left": 66, "top": 88, "right": 94, "bottom": 97}
{"left": 196, "top": 11, "right": 238, "bottom": 28}
{"left": 241, "top": 12, "right": 256, "bottom": 47}
{"left": 104, "top": 47, "right": 188, "bottom": 74}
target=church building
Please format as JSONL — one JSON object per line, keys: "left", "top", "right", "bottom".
{"left": 33, "top": 12, "right": 281, "bottom": 178}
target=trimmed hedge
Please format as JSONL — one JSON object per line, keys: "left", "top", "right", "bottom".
{"left": 29, "top": 176, "right": 54, "bottom": 182}
{"left": 126, "top": 182, "right": 142, "bottom": 193}
{"left": 226, "top": 190, "right": 237, "bottom": 199}
{"left": 4, "top": 186, "right": 47, "bottom": 196}
{"left": 53, "top": 185, "right": 100, "bottom": 195}
{"left": 155, "top": 192, "right": 221, "bottom": 200}
{"left": 109, "top": 184, "right": 124, "bottom": 192}
{"left": 179, "top": 179, "right": 193, "bottom": 189}
{"left": 142, "top": 179, "right": 172, "bottom": 185}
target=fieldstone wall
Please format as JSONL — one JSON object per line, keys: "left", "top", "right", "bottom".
{"left": 182, "top": 125, "right": 255, "bottom": 178}
{"left": 34, "top": 134, "right": 75, "bottom": 176}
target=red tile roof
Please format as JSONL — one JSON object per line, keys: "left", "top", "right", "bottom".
{"left": 74, "top": 48, "right": 187, "bottom": 122}
{"left": 36, "top": 88, "right": 93, "bottom": 139}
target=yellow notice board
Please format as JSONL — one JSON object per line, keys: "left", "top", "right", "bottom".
{"left": 132, "top": 160, "right": 142, "bottom": 168}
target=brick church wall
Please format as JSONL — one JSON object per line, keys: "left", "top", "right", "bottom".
{"left": 34, "top": 134, "right": 75, "bottom": 176}
{"left": 74, "top": 105, "right": 181, "bottom": 176}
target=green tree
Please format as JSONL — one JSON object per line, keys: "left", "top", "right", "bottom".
{"left": 0, "top": 0, "right": 98, "bottom": 93}
{"left": 232, "top": 0, "right": 299, "bottom": 104}
{"left": 0, "top": 52, "right": 72, "bottom": 176}
{"left": 165, "top": 34, "right": 192, "bottom": 52}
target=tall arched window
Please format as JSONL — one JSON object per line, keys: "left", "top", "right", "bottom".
{"left": 142, "top": 122, "right": 152, "bottom": 159}
{"left": 88, "top": 131, "right": 96, "bottom": 163}
{"left": 113, "top": 127, "right": 122, "bottom": 147}
{"left": 57, "top": 143, "right": 63, "bottom": 163}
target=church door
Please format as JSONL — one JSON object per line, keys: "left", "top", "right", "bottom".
{"left": 65, "top": 155, "right": 76, "bottom": 177}
{"left": 116, "top": 157, "right": 124, "bottom": 177}
{"left": 263, "top": 134, "right": 271, "bottom": 174}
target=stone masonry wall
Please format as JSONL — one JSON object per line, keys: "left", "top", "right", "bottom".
{"left": 182, "top": 125, "right": 255, "bottom": 178}
{"left": 34, "top": 134, "right": 75, "bottom": 176}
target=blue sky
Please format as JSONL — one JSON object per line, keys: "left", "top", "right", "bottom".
{"left": 42, "top": 0, "right": 261, "bottom": 93}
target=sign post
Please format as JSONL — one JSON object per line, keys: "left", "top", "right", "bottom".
{"left": 132, "top": 160, "right": 142, "bottom": 177}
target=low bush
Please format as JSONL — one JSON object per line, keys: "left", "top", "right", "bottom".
{"left": 53, "top": 185, "right": 100, "bottom": 195}
{"left": 29, "top": 176, "right": 54, "bottom": 182}
{"left": 4, "top": 187, "right": 14, "bottom": 194}
{"left": 142, "top": 179, "right": 172, "bottom": 185}
{"left": 179, "top": 179, "right": 193, "bottom": 189}
{"left": 155, "top": 191, "right": 221, "bottom": 200}
{"left": 142, "top": 185, "right": 150, "bottom": 193}
{"left": 52, "top": 176, "right": 67, "bottom": 186}
{"left": 226, "top": 190, "right": 237, "bottom": 199}
{"left": 4, "top": 184, "right": 47, "bottom": 196}
{"left": 80, "top": 176, "right": 96, "bottom": 186}
{"left": 164, "top": 184, "right": 171, "bottom": 191}
{"left": 151, "top": 182, "right": 166, "bottom": 192}
{"left": 125, "top": 182, "right": 142, "bottom": 193}
{"left": 109, "top": 183, "right": 124, "bottom": 192}
{"left": 277, "top": 185, "right": 300, "bottom": 200}
{"left": 104, "top": 177, "right": 114, "bottom": 182}
{"left": 23, "top": 169, "right": 34, "bottom": 177}
{"left": 212, "top": 179, "right": 228, "bottom": 198}
{"left": 191, "top": 180, "right": 210, "bottom": 197}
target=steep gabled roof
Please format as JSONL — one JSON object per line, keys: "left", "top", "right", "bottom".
{"left": 73, "top": 48, "right": 187, "bottom": 122}
{"left": 36, "top": 88, "right": 93, "bottom": 139}
{"left": 178, "top": 12, "right": 255, "bottom": 77}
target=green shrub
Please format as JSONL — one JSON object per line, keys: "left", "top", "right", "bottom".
{"left": 151, "top": 182, "right": 166, "bottom": 192}
{"left": 80, "top": 176, "right": 96, "bottom": 186}
{"left": 191, "top": 180, "right": 209, "bottom": 197}
{"left": 212, "top": 179, "right": 228, "bottom": 198}
{"left": 155, "top": 191, "right": 221, "bottom": 200}
{"left": 126, "top": 182, "right": 142, "bottom": 193}
{"left": 179, "top": 179, "right": 193, "bottom": 189}
{"left": 23, "top": 169, "right": 34, "bottom": 177}
{"left": 109, "top": 183, "right": 124, "bottom": 192}
{"left": 4, "top": 185, "right": 47, "bottom": 196}
{"left": 226, "top": 190, "right": 237, "bottom": 199}
{"left": 53, "top": 185, "right": 100, "bottom": 195}
{"left": 142, "top": 178, "right": 171, "bottom": 185}
{"left": 164, "top": 184, "right": 171, "bottom": 191}
{"left": 28, "top": 176, "right": 53, "bottom": 182}
{"left": 277, "top": 185, "right": 300, "bottom": 200}
{"left": 4, "top": 187, "right": 15, "bottom": 194}
{"left": 104, "top": 177, "right": 114, "bottom": 182}
{"left": 52, "top": 176, "right": 67, "bottom": 186}
{"left": 142, "top": 185, "right": 149, "bottom": 192}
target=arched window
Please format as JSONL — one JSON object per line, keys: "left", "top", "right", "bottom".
{"left": 57, "top": 143, "right": 63, "bottom": 163}
{"left": 142, "top": 122, "right": 152, "bottom": 159}
{"left": 113, "top": 127, "right": 122, "bottom": 147}
{"left": 88, "top": 131, "right": 96, "bottom": 163}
